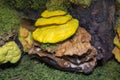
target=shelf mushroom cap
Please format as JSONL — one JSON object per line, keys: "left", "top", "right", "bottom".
{"left": 41, "top": 10, "right": 67, "bottom": 18}
{"left": 35, "top": 14, "right": 72, "bottom": 26}
{"left": 32, "top": 19, "right": 79, "bottom": 43}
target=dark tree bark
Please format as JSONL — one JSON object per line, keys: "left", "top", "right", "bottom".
{"left": 69, "top": 0, "right": 116, "bottom": 63}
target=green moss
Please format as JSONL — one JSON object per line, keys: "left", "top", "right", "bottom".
{"left": 114, "top": 9, "right": 120, "bottom": 30}
{"left": 69, "top": 0, "right": 92, "bottom": 8}
{"left": 46, "top": 0, "right": 92, "bottom": 11}
{"left": 115, "top": 17, "right": 120, "bottom": 29}
{"left": 40, "top": 43, "right": 56, "bottom": 53}
{"left": 3, "top": 0, "right": 93, "bottom": 11}
{"left": 0, "top": 1, "right": 20, "bottom": 35}
{"left": 46, "top": 0, "right": 70, "bottom": 11}
{"left": 116, "top": 0, "right": 120, "bottom": 4}
{"left": 116, "top": 0, "right": 120, "bottom": 12}
{"left": 4, "top": 0, "right": 48, "bottom": 10}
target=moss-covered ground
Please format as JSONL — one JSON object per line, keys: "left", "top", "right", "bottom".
{"left": 0, "top": 54, "right": 120, "bottom": 80}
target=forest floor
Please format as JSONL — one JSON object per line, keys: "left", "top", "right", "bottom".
{"left": 0, "top": 0, "right": 120, "bottom": 80}
{"left": 0, "top": 54, "right": 120, "bottom": 80}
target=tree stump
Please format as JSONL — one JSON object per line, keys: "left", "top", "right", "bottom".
{"left": 20, "top": 0, "right": 116, "bottom": 74}
{"left": 69, "top": 0, "right": 116, "bottom": 63}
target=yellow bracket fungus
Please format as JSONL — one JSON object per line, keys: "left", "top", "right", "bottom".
{"left": 32, "top": 19, "right": 79, "bottom": 43}
{"left": 35, "top": 14, "right": 72, "bottom": 26}
{"left": 113, "top": 26, "right": 120, "bottom": 62}
{"left": 41, "top": 10, "right": 67, "bottom": 18}
{"left": 0, "top": 41, "right": 21, "bottom": 64}
{"left": 112, "top": 47, "right": 120, "bottom": 62}
{"left": 114, "top": 27, "right": 120, "bottom": 49}
{"left": 116, "top": 26, "right": 120, "bottom": 37}
{"left": 19, "top": 26, "right": 33, "bottom": 52}
{"left": 114, "top": 35, "right": 120, "bottom": 49}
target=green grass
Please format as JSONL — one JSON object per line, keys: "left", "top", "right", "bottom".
{"left": 0, "top": 0, "right": 20, "bottom": 35}
{"left": 0, "top": 55, "right": 120, "bottom": 80}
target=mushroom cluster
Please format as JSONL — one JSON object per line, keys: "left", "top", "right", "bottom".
{"left": 32, "top": 10, "right": 78, "bottom": 43}
{"left": 18, "top": 18, "right": 36, "bottom": 53}
{"left": 112, "top": 10, "right": 120, "bottom": 63}
{"left": 112, "top": 27, "right": 120, "bottom": 62}
{"left": 29, "top": 10, "right": 97, "bottom": 73}
{"left": 19, "top": 26, "right": 33, "bottom": 52}
{"left": 0, "top": 41, "right": 21, "bottom": 64}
